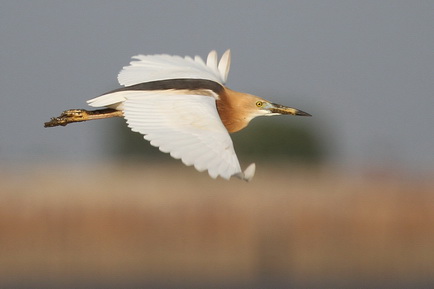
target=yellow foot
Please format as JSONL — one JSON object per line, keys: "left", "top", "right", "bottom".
{"left": 44, "top": 108, "right": 122, "bottom": 128}
{"left": 44, "top": 109, "right": 89, "bottom": 127}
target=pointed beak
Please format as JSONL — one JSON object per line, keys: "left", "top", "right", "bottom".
{"left": 269, "top": 103, "right": 312, "bottom": 116}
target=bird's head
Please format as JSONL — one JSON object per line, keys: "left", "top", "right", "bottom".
{"left": 218, "top": 89, "right": 311, "bottom": 133}
{"left": 252, "top": 98, "right": 311, "bottom": 118}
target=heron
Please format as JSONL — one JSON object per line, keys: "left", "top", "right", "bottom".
{"left": 44, "top": 50, "right": 311, "bottom": 181}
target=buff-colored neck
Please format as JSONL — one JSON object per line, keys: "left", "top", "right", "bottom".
{"left": 216, "top": 88, "right": 262, "bottom": 133}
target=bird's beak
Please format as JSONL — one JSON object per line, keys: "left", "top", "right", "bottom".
{"left": 269, "top": 103, "right": 312, "bottom": 116}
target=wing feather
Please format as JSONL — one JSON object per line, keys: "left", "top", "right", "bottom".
{"left": 206, "top": 50, "right": 219, "bottom": 75}
{"left": 117, "top": 50, "right": 231, "bottom": 87}
{"left": 218, "top": 50, "right": 231, "bottom": 82}
{"left": 88, "top": 50, "right": 231, "bottom": 109}
{"left": 118, "top": 91, "right": 243, "bottom": 179}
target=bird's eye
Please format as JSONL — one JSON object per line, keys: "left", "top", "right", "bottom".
{"left": 256, "top": 101, "right": 263, "bottom": 107}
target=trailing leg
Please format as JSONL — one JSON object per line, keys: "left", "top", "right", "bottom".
{"left": 44, "top": 108, "right": 123, "bottom": 127}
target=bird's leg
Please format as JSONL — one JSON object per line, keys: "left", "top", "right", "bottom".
{"left": 44, "top": 108, "right": 123, "bottom": 128}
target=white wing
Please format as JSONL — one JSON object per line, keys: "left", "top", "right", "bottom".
{"left": 87, "top": 50, "right": 255, "bottom": 181}
{"left": 115, "top": 91, "right": 248, "bottom": 180}
{"left": 117, "top": 50, "right": 231, "bottom": 87}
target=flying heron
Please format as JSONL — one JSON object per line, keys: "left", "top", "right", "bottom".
{"left": 44, "top": 50, "right": 311, "bottom": 181}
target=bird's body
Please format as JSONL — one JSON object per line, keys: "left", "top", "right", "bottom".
{"left": 45, "top": 50, "right": 310, "bottom": 181}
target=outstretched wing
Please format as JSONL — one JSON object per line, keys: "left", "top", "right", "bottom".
{"left": 86, "top": 50, "right": 254, "bottom": 180}
{"left": 117, "top": 50, "right": 231, "bottom": 87}
{"left": 119, "top": 91, "right": 246, "bottom": 180}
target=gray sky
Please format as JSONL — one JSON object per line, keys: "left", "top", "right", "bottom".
{"left": 1, "top": 1, "right": 433, "bottom": 173}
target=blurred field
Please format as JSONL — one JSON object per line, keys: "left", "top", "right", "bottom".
{"left": 1, "top": 162, "right": 434, "bottom": 288}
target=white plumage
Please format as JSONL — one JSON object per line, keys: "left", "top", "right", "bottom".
{"left": 87, "top": 50, "right": 255, "bottom": 181}
{"left": 117, "top": 50, "right": 230, "bottom": 87}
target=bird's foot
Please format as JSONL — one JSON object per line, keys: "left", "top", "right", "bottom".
{"left": 44, "top": 108, "right": 122, "bottom": 128}
{"left": 44, "top": 109, "right": 89, "bottom": 127}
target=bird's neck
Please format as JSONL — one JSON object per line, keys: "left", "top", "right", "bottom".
{"left": 217, "top": 88, "right": 254, "bottom": 133}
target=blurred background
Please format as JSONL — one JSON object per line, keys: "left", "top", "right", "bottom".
{"left": 1, "top": 1, "right": 434, "bottom": 288}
